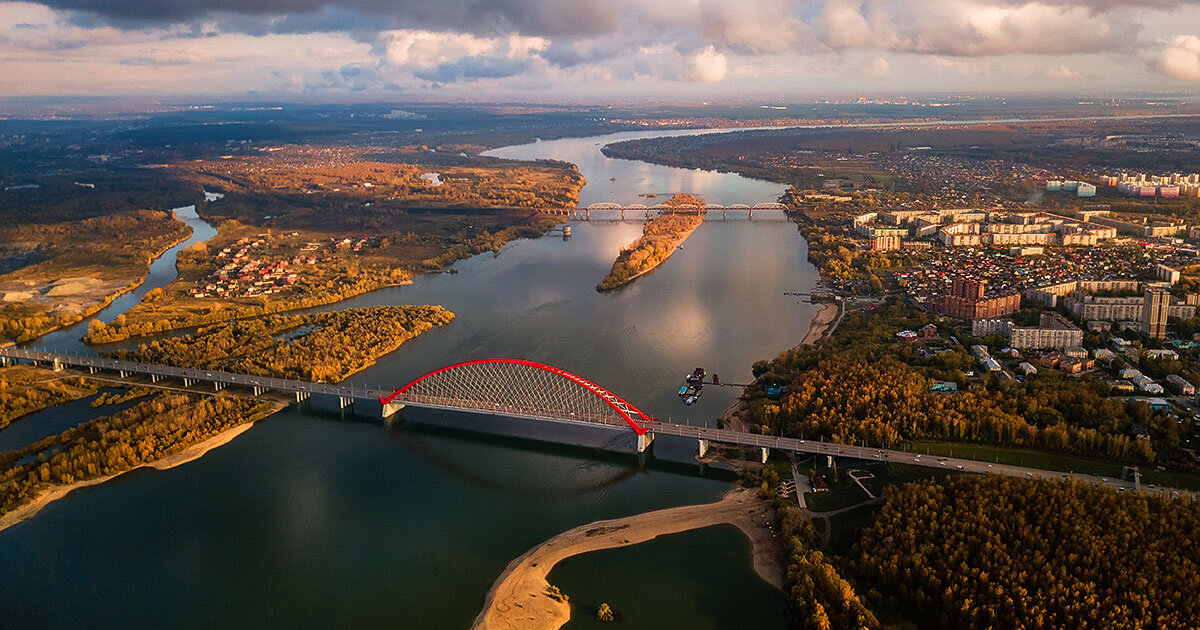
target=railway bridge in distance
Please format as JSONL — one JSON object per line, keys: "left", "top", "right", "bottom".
{"left": 543, "top": 202, "right": 789, "bottom": 221}
{"left": 0, "top": 348, "right": 1173, "bottom": 494}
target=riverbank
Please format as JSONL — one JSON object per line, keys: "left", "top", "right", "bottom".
{"left": 472, "top": 486, "right": 783, "bottom": 630}
{"left": 799, "top": 302, "right": 838, "bottom": 346}
{"left": 0, "top": 401, "right": 284, "bottom": 533}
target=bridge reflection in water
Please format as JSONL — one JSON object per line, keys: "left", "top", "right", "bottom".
{"left": 0, "top": 348, "right": 1156, "bottom": 493}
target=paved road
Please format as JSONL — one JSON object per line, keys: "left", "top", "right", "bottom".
{"left": 646, "top": 420, "right": 1188, "bottom": 497}
{"left": 4, "top": 347, "right": 1190, "bottom": 497}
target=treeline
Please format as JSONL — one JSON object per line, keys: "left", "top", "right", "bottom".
{"left": 420, "top": 219, "right": 561, "bottom": 270}
{"left": 597, "top": 195, "right": 705, "bottom": 290}
{"left": 83, "top": 265, "right": 410, "bottom": 344}
{"left": 855, "top": 476, "right": 1200, "bottom": 629}
{"left": 749, "top": 353, "right": 1156, "bottom": 462}
{"left": 745, "top": 299, "right": 1173, "bottom": 462}
{"left": 111, "top": 305, "right": 454, "bottom": 383}
{"left": 795, "top": 223, "right": 906, "bottom": 294}
{"left": 777, "top": 502, "right": 879, "bottom": 630}
{"left": 0, "top": 209, "right": 192, "bottom": 343}
{"left": 1, "top": 393, "right": 273, "bottom": 516}
{"left": 0, "top": 368, "right": 95, "bottom": 430}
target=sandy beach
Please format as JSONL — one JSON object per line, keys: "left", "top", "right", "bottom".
{"left": 0, "top": 406, "right": 279, "bottom": 533}
{"left": 472, "top": 486, "right": 784, "bottom": 630}
{"left": 799, "top": 301, "right": 838, "bottom": 346}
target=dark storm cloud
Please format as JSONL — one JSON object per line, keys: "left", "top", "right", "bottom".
{"left": 38, "top": 0, "right": 623, "bottom": 37}
{"left": 413, "top": 55, "right": 532, "bottom": 82}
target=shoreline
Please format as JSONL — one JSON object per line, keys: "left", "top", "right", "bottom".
{"left": 0, "top": 402, "right": 283, "bottom": 534}
{"left": 472, "top": 486, "right": 783, "bottom": 630}
{"left": 798, "top": 301, "right": 838, "bottom": 346}
{"left": 596, "top": 220, "right": 702, "bottom": 291}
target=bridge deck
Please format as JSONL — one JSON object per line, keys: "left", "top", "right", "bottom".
{"left": 1, "top": 348, "right": 1181, "bottom": 495}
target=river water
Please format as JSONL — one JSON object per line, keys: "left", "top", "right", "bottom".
{"left": 0, "top": 130, "right": 815, "bottom": 628}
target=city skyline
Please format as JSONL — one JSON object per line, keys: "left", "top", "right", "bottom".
{"left": 3, "top": 0, "right": 1200, "bottom": 101}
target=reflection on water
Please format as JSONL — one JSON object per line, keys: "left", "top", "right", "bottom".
{"left": 483, "top": 129, "right": 787, "bottom": 206}
{"left": 0, "top": 131, "right": 817, "bottom": 629}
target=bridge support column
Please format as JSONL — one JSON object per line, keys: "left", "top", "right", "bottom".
{"left": 150, "top": 374, "right": 162, "bottom": 383}
{"left": 0, "top": 356, "right": 9, "bottom": 367}
{"left": 294, "top": 391, "right": 309, "bottom": 403}
{"left": 382, "top": 402, "right": 405, "bottom": 419}
{"left": 338, "top": 396, "right": 352, "bottom": 410}
{"left": 213, "top": 381, "right": 225, "bottom": 391}
{"left": 761, "top": 447, "right": 770, "bottom": 464}
{"left": 826, "top": 455, "right": 833, "bottom": 468}
{"left": 88, "top": 366, "right": 97, "bottom": 374}
{"left": 697, "top": 439, "right": 709, "bottom": 458}
{"left": 51, "top": 359, "right": 64, "bottom": 372}
{"left": 252, "top": 386, "right": 266, "bottom": 396}
{"left": 636, "top": 431, "right": 655, "bottom": 454}
{"left": 118, "top": 370, "right": 128, "bottom": 378}
{"left": 183, "top": 377, "right": 194, "bottom": 387}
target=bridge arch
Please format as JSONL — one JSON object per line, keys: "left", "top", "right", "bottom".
{"left": 380, "top": 359, "right": 653, "bottom": 434}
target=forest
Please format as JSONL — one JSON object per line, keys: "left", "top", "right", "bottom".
{"left": 0, "top": 393, "right": 273, "bottom": 517}
{"left": 0, "top": 366, "right": 95, "bottom": 430}
{"left": 777, "top": 501, "right": 878, "bottom": 630}
{"left": 110, "top": 305, "right": 454, "bottom": 383}
{"left": 744, "top": 300, "right": 1173, "bottom": 463}
{"left": 596, "top": 194, "right": 705, "bottom": 290}
{"left": 854, "top": 475, "right": 1200, "bottom": 629}
{"left": 83, "top": 261, "right": 410, "bottom": 344}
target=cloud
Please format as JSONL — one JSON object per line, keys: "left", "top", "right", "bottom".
{"left": 1155, "top": 34, "right": 1200, "bottom": 80}
{"left": 859, "top": 56, "right": 890, "bottom": 77}
{"left": 413, "top": 55, "right": 531, "bottom": 83}
{"left": 1045, "top": 64, "right": 1080, "bottom": 78}
{"left": 686, "top": 45, "right": 727, "bottom": 82}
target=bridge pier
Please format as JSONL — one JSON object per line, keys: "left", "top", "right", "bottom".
{"left": 294, "top": 391, "right": 309, "bottom": 403}
{"left": 150, "top": 374, "right": 162, "bottom": 383}
{"left": 183, "top": 377, "right": 194, "bottom": 387}
{"left": 213, "top": 381, "right": 225, "bottom": 391}
{"left": 761, "top": 447, "right": 770, "bottom": 464}
{"left": 51, "top": 359, "right": 63, "bottom": 372}
{"left": 697, "top": 439, "right": 709, "bottom": 458}
{"left": 252, "top": 386, "right": 267, "bottom": 396}
{"left": 382, "top": 401, "right": 405, "bottom": 419}
{"left": 0, "top": 356, "right": 9, "bottom": 367}
{"left": 636, "top": 431, "right": 655, "bottom": 454}
{"left": 338, "top": 396, "right": 352, "bottom": 410}
{"left": 118, "top": 370, "right": 128, "bottom": 379}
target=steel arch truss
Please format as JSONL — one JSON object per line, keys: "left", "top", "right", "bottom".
{"left": 380, "top": 359, "right": 654, "bottom": 434}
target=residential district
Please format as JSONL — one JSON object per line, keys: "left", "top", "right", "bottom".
{"left": 848, "top": 171, "right": 1200, "bottom": 431}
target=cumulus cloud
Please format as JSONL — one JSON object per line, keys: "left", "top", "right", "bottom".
{"left": 4, "top": 0, "right": 1200, "bottom": 96}
{"left": 1045, "top": 64, "right": 1080, "bottom": 78}
{"left": 686, "top": 46, "right": 728, "bottom": 82}
{"left": 1155, "top": 34, "right": 1200, "bottom": 80}
{"left": 859, "top": 57, "right": 891, "bottom": 77}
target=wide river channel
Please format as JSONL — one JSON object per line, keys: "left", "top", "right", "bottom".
{"left": 0, "top": 130, "right": 820, "bottom": 628}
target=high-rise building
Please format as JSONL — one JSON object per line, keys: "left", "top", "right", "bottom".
{"left": 1142, "top": 288, "right": 1171, "bottom": 339}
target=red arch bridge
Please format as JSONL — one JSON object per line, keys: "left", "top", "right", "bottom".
{"left": 0, "top": 347, "right": 1164, "bottom": 491}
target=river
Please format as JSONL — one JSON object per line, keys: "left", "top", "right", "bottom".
{"left": 0, "top": 130, "right": 818, "bottom": 628}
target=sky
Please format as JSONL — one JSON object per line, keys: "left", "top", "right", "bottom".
{"left": 2, "top": 0, "right": 1200, "bottom": 101}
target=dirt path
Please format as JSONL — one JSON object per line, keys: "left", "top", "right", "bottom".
{"left": 473, "top": 487, "right": 784, "bottom": 630}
